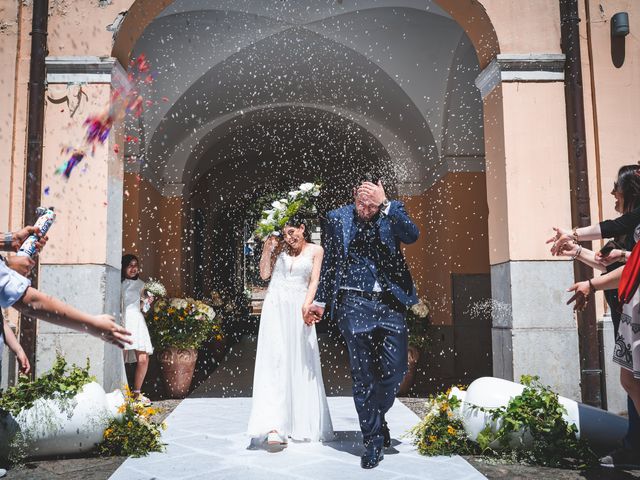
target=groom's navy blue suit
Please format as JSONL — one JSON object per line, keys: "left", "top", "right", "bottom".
{"left": 315, "top": 200, "right": 419, "bottom": 448}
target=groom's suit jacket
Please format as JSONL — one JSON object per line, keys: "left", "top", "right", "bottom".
{"left": 315, "top": 200, "right": 419, "bottom": 320}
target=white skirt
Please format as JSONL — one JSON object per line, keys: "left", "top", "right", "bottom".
{"left": 246, "top": 284, "right": 333, "bottom": 442}
{"left": 123, "top": 304, "right": 154, "bottom": 363}
{"left": 614, "top": 289, "right": 640, "bottom": 378}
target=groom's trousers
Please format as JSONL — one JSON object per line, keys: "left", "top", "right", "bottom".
{"left": 336, "top": 291, "right": 408, "bottom": 448}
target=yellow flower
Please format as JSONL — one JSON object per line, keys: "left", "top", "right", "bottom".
{"left": 167, "top": 307, "right": 176, "bottom": 315}
{"left": 215, "top": 334, "right": 223, "bottom": 341}
{"left": 123, "top": 385, "right": 133, "bottom": 399}
{"left": 118, "top": 404, "right": 126, "bottom": 414}
{"left": 104, "top": 428, "right": 113, "bottom": 438}
{"left": 447, "top": 425, "right": 456, "bottom": 436}
{"left": 128, "top": 421, "right": 134, "bottom": 428}
{"left": 428, "top": 435, "right": 437, "bottom": 443}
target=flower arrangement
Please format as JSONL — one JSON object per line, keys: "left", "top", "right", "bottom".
{"left": 142, "top": 279, "right": 166, "bottom": 313}
{"left": 254, "top": 182, "right": 321, "bottom": 240}
{"left": 473, "top": 375, "right": 595, "bottom": 467}
{"left": 98, "top": 385, "right": 166, "bottom": 458}
{"left": 407, "top": 299, "right": 431, "bottom": 350}
{"left": 408, "top": 389, "right": 479, "bottom": 456}
{"left": 409, "top": 376, "right": 596, "bottom": 468}
{"left": 143, "top": 279, "right": 167, "bottom": 297}
{"left": 147, "top": 297, "right": 221, "bottom": 349}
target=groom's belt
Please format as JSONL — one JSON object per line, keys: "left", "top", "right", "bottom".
{"left": 338, "top": 289, "right": 383, "bottom": 302}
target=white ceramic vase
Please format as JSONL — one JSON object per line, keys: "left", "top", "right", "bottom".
{"left": 450, "top": 377, "right": 580, "bottom": 449}
{"left": 0, "top": 382, "right": 124, "bottom": 458}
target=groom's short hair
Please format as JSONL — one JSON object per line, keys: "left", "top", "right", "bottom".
{"left": 355, "top": 173, "right": 381, "bottom": 187}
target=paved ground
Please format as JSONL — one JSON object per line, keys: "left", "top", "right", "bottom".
{"left": 4, "top": 336, "right": 640, "bottom": 479}
{"left": 110, "top": 396, "right": 484, "bottom": 480}
{"left": 6, "top": 397, "right": 640, "bottom": 480}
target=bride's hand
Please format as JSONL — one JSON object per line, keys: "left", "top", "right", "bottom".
{"left": 302, "top": 304, "right": 311, "bottom": 325}
{"left": 264, "top": 235, "right": 280, "bottom": 254}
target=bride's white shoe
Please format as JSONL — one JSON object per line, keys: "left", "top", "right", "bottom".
{"left": 267, "top": 431, "right": 287, "bottom": 446}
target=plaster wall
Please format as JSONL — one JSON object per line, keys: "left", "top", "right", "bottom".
{"left": 123, "top": 173, "right": 184, "bottom": 296}
{"left": 403, "top": 172, "right": 490, "bottom": 327}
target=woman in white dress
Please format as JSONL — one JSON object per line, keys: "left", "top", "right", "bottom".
{"left": 121, "top": 254, "right": 154, "bottom": 405}
{"left": 247, "top": 217, "right": 333, "bottom": 446}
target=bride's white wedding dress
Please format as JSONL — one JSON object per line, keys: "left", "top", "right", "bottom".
{"left": 247, "top": 248, "right": 334, "bottom": 442}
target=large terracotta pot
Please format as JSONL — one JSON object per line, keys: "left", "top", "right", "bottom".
{"left": 158, "top": 348, "right": 198, "bottom": 398}
{"left": 397, "top": 345, "right": 421, "bottom": 396}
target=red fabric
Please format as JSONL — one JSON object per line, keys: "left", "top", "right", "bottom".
{"left": 619, "top": 242, "right": 640, "bottom": 304}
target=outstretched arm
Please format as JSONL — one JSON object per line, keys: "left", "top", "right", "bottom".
{"left": 303, "top": 247, "right": 324, "bottom": 324}
{"left": 13, "top": 287, "right": 131, "bottom": 348}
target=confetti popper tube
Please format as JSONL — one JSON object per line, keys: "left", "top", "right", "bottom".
{"left": 17, "top": 207, "right": 55, "bottom": 258}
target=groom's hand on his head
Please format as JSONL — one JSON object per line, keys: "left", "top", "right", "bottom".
{"left": 357, "top": 181, "right": 386, "bottom": 206}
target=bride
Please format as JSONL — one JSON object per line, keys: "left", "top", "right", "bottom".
{"left": 247, "top": 215, "right": 333, "bottom": 446}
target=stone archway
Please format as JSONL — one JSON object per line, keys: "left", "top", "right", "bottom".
{"left": 113, "top": 0, "right": 504, "bottom": 394}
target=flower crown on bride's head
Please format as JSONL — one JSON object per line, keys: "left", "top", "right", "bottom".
{"left": 254, "top": 182, "right": 321, "bottom": 240}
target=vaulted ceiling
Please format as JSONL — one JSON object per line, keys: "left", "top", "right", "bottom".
{"left": 126, "top": 0, "right": 483, "bottom": 196}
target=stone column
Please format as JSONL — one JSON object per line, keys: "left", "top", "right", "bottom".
{"left": 36, "top": 57, "right": 126, "bottom": 392}
{"left": 477, "top": 54, "right": 582, "bottom": 401}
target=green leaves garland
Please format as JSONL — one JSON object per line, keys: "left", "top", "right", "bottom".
{"left": 0, "top": 355, "right": 95, "bottom": 417}
{"left": 409, "top": 376, "right": 596, "bottom": 469}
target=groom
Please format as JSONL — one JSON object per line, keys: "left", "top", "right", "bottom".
{"left": 306, "top": 176, "right": 419, "bottom": 469}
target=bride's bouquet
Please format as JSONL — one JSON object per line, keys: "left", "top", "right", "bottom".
{"left": 254, "top": 182, "right": 321, "bottom": 240}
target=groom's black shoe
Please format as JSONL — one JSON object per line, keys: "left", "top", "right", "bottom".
{"left": 361, "top": 443, "right": 384, "bottom": 469}
{"left": 382, "top": 422, "right": 391, "bottom": 448}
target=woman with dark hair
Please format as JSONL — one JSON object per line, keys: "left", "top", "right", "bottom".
{"left": 121, "top": 254, "right": 154, "bottom": 405}
{"left": 549, "top": 164, "right": 640, "bottom": 469}
{"left": 247, "top": 215, "right": 333, "bottom": 447}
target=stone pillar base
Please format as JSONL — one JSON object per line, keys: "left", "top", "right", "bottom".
{"left": 491, "top": 260, "right": 582, "bottom": 401}
{"left": 37, "top": 264, "right": 126, "bottom": 392}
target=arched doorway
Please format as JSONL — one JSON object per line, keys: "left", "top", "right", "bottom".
{"left": 115, "top": 0, "right": 500, "bottom": 394}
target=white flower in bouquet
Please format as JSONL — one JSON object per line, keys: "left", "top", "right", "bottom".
{"left": 299, "top": 182, "right": 314, "bottom": 193}
{"left": 411, "top": 300, "right": 430, "bottom": 318}
{"left": 143, "top": 279, "right": 166, "bottom": 298}
{"left": 169, "top": 298, "right": 188, "bottom": 310}
{"left": 254, "top": 181, "right": 322, "bottom": 240}
{"left": 271, "top": 200, "right": 287, "bottom": 211}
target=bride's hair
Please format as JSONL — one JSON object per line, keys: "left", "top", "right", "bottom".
{"left": 285, "top": 215, "right": 312, "bottom": 242}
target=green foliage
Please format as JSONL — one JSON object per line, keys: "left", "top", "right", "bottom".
{"left": 409, "top": 389, "right": 480, "bottom": 456}
{"left": 147, "top": 297, "right": 222, "bottom": 349}
{"left": 0, "top": 355, "right": 95, "bottom": 417}
{"left": 475, "top": 375, "right": 596, "bottom": 468}
{"left": 254, "top": 182, "right": 321, "bottom": 240}
{"left": 98, "top": 386, "right": 165, "bottom": 457}
{"left": 410, "top": 376, "right": 597, "bottom": 469}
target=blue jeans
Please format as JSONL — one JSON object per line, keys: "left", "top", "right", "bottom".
{"left": 336, "top": 294, "right": 408, "bottom": 448}
{"left": 625, "top": 395, "right": 640, "bottom": 451}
